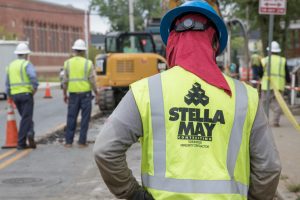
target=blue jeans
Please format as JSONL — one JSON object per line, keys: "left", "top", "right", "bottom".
{"left": 65, "top": 92, "right": 92, "bottom": 144}
{"left": 12, "top": 93, "right": 34, "bottom": 147}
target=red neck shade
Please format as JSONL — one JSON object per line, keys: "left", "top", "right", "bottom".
{"left": 166, "top": 14, "right": 231, "bottom": 96}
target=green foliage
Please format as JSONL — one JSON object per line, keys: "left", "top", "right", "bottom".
{"left": 0, "top": 26, "right": 15, "bottom": 40}
{"left": 91, "top": 0, "right": 161, "bottom": 32}
{"left": 88, "top": 46, "right": 102, "bottom": 64}
{"left": 287, "top": 184, "right": 300, "bottom": 193}
{"left": 221, "top": 0, "right": 300, "bottom": 55}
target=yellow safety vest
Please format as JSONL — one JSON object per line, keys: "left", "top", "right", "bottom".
{"left": 261, "top": 55, "right": 286, "bottom": 91}
{"left": 7, "top": 59, "right": 32, "bottom": 95}
{"left": 250, "top": 54, "right": 261, "bottom": 67}
{"left": 131, "top": 66, "right": 259, "bottom": 200}
{"left": 64, "top": 56, "right": 93, "bottom": 93}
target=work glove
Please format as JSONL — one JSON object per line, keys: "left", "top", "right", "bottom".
{"left": 129, "top": 188, "right": 154, "bottom": 200}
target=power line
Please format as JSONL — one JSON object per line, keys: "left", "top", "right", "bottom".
{"left": 0, "top": 4, "right": 100, "bottom": 16}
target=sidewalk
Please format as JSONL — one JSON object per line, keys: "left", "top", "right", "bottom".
{"left": 271, "top": 112, "right": 300, "bottom": 199}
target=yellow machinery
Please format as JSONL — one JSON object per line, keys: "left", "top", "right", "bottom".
{"left": 95, "top": 1, "right": 220, "bottom": 111}
{"left": 95, "top": 32, "right": 167, "bottom": 111}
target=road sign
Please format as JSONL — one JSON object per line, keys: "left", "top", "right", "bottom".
{"left": 259, "top": 0, "right": 286, "bottom": 15}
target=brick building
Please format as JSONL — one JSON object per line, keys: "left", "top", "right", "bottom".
{"left": 286, "top": 20, "right": 300, "bottom": 66}
{"left": 0, "top": 0, "right": 87, "bottom": 76}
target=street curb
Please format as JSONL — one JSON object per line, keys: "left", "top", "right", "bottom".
{"left": 35, "top": 110, "right": 103, "bottom": 144}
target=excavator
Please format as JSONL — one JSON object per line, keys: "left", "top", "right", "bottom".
{"left": 94, "top": 0, "right": 222, "bottom": 111}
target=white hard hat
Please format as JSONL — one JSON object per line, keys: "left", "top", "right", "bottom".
{"left": 266, "top": 41, "right": 281, "bottom": 53}
{"left": 72, "top": 39, "right": 87, "bottom": 50}
{"left": 14, "top": 43, "right": 31, "bottom": 54}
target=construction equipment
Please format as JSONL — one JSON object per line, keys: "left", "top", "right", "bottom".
{"left": 94, "top": 32, "right": 167, "bottom": 111}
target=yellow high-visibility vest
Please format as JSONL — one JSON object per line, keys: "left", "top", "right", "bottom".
{"left": 7, "top": 59, "right": 32, "bottom": 95}
{"left": 64, "top": 56, "right": 93, "bottom": 93}
{"left": 131, "top": 66, "right": 259, "bottom": 200}
{"left": 261, "top": 55, "right": 286, "bottom": 91}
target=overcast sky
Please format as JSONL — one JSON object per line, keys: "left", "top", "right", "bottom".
{"left": 38, "top": 0, "right": 109, "bottom": 34}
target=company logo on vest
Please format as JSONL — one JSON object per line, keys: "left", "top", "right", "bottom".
{"left": 169, "top": 82, "right": 225, "bottom": 147}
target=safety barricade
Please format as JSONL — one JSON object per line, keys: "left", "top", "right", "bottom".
{"left": 239, "top": 67, "right": 253, "bottom": 81}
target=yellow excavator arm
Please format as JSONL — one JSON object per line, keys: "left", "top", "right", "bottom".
{"left": 167, "top": 0, "right": 221, "bottom": 16}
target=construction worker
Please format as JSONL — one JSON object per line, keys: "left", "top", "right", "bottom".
{"left": 62, "top": 39, "right": 98, "bottom": 148}
{"left": 250, "top": 48, "right": 263, "bottom": 81}
{"left": 5, "top": 42, "right": 38, "bottom": 150}
{"left": 261, "top": 41, "right": 290, "bottom": 127}
{"left": 94, "top": 1, "right": 281, "bottom": 199}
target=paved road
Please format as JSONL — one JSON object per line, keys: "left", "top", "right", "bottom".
{"left": 0, "top": 117, "right": 130, "bottom": 200}
{"left": 0, "top": 87, "right": 67, "bottom": 146}
{"left": 0, "top": 84, "right": 99, "bottom": 147}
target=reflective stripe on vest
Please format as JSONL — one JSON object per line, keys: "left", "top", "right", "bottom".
{"left": 66, "top": 59, "right": 89, "bottom": 82}
{"left": 143, "top": 74, "right": 248, "bottom": 196}
{"left": 65, "top": 57, "right": 92, "bottom": 93}
{"left": 261, "top": 55, "right": 286, "bottom": 91}
{"left": 8, "top": 59, "right": 33, "bottom": 95}
{"left": 9, "top": 60, "right": 31, "bottom": 87}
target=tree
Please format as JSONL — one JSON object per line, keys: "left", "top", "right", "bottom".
{"left": 220, "top": 0, "right": 300, "bottom": 56}
{"left": 0, "top": 26, "right": 15, "bottom": 40}
{"left": 91, "top": 0, "right": 161, "bottom": 32}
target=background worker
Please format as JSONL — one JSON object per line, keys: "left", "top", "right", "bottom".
{"left": 261, "top": 41, "right": 290, "bottom": 127}
{"left": 62, "top": 39, "right": 98, "bottom": 148}
{"left": 94, "top": 1, "right": 281, "bottom": 200}
{"left": 5, "top": 42, "right": 38, "bottom": 150}
{"left": 250, "top": 48, "right": 263, "bottom": 82}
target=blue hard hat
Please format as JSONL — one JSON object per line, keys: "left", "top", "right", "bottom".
{"left": 160, "top": 0, "right": 228, "bottom": 55}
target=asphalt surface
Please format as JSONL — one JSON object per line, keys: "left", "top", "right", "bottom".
{"left": 0, "top": 117, "right": 136, "bottom": 200}
{"left": 0, "top": 83, "right": 98, "bottom": 146}
{"left": 0, "top": 83, "right": 300, "bottom": 199}
{"left": 0, "top": 85, "right": 66, "bottom": 145}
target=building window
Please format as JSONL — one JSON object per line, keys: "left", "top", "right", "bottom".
{"left": 62, "top": 26, "right": 70, "bottom": 53}
{"left": 37, "top": 23, "right": 47, "bottom": 52}
{"left": 24, "top": 21, "right": 35, "bottom": 51}
{"left": 287, "top": 30, "right": 292, "bottom": 50}
{"left": 49, "top": 24, "right": 59, "bottom": 52}
{"left": 295, "top": 30, "right": 300, "bottom": 49}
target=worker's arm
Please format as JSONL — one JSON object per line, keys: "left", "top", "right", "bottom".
{"left": 93, "top": 90, "right": 153, "bottom": 200}
{"left": 62, "top": 63, "right": 69, "bottom": 103}
{"left": 88, "top": 63, "right": 99, "bottom": 102}
{"left": 5, "top": 72, "right": 10, "bottom": 96}
{"left": 248, "top": 102, "right": 282, "bottom": 200}
{"left": 26, "top": 63, "right": 39, "bottom": 95}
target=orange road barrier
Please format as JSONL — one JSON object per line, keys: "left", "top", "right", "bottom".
{"left": 43, "top": 82, "right": 53, "bottom": 98}
{"left": 2, "top": 98, "right": 18, "bottom": 149}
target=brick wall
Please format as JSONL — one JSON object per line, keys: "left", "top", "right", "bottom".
{"left": 0, "top": 0, "right": 87, "bottom": 76}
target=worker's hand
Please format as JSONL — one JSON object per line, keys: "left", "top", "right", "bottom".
{"left": 32, "top": 88, "right": 37, "bottom": 96}
{"left": 95, "top": 93, "right": 99, "bottom": 105}
{"left": 64, "top": 95, "right": 69, "bottom": 104}
{"left": 129, "top": 189, "right": 154, "bottom": 200}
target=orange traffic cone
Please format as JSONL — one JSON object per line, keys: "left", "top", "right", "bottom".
{"left": 2, "top": 98, "right": 18, "bottom": 148}
{"left": 44, "top": 82, "right": 52, "bottom": 98}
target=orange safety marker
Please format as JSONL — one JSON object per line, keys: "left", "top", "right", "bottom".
{"left": 2, "top": 98, "right": 18, "bottom": 149}
{"left": 43, "top": 82, "right": 53, "bottom": 98}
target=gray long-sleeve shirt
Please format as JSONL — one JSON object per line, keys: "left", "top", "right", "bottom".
{"left": 94, "top": 89, "right": 281, "bottom": 200}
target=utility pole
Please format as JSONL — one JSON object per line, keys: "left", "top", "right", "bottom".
{"left": 129, "top": 0, "right": 135, "bottom": 32}
{"left": 84, "top": 8, "right": 90, "bottom": 58}
{"left": 129, "top": 0, "right": 135, "bottom": 48}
